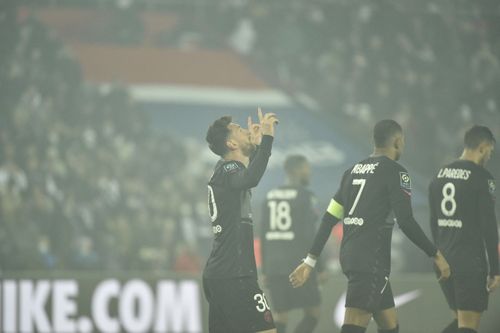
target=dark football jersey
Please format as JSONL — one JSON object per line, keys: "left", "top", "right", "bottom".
{"left": 203, "top": 135, "right": 273, "bottom": 279}
{"left": 429, "top": 159, "right": 499, "bottom": 275}
{"left": 260, "top": 185, "right": 319, "bottom": 275}
{"left": 331, "top": 156, "right": 436, "bottom": 275}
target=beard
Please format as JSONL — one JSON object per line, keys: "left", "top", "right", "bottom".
{"left": 241, "top": 142, "right": 257, "bottom": 157}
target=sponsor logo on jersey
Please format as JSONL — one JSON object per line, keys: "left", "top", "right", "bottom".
{"left": 265, "top": 231, "right": 295, "bottom": 240}
{"left": 343, "top": 217, "right": 364, "bottom": 226}
{"left": 399, "top": 172, "right": 411, "bottom": 190}
{"left": 223, "top": 162, "right": 240, "bottom": 173}
{"left": 488, "top": 179, "right": 496, "bottom": 195}
{"left": 438, "top": 219, "right": 462, "bottom": 228}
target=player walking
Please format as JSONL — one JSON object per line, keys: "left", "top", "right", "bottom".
{"left": 290, "top": 119, "right": 450, "bottom": 333}
{"left": 261, "top": 155, "right": 323, "bottom": 333}
{"left": 429, "top": 125, "right": 499, "bottom": 333}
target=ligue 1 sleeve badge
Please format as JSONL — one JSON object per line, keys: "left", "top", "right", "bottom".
{"left": 488, "top": 179, "right": 495, "bottom": 195}
{"left": 399, "top": 172, "right": 412, "bottom": 190}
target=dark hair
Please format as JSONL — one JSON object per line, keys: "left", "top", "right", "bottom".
{"left": 373, "top": 119, "right": 403, "bottom": 148}
{"left": 206, "top": 116, "right": 232, "bottom": 157}
{"left": 464, "top": 125, "right": 496, "bottom": 149}
{"left": 284, "top": 154, "right": 308, "bottom": 175}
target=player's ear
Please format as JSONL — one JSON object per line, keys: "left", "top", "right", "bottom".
{"left": 478, "top": 141, "right": 487, "bottom": 154}
{"left": 226, "top": 139, "right": 237, "bottom": 151}
{"left": 393, "top": 136, "right": 401, "bottom": 150}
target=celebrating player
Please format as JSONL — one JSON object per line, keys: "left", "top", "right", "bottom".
{"left": 203, "top": 109, "right": 279, "bottom": 333}
{"left": 429, "top": 125, "right": 499, "bottom": 333}
{"left": 289, "top": 119, "right": 450, "bottom": 333}
{"left": 260, "top": 155, "right": 324, "bottom": 333}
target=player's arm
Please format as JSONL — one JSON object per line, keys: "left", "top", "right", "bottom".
{"left": 228, "top": 110, "right": 278, "bottom": 189}
{"left": 309, "top": 201, "right": 343, "bottom": 259}
{"left": 289, "top": 197, "right": 343, "bottom": 288}
{"left": 477, "top": 176, "right": 499, "bottom": 284}
{"left": 390, "top": 169, "right": 437, "bottom": 256}
{"left": 260, "top": 199, "right": 270, "bottom": 276}
{"left": 390, "top": 168, "right": 450, "bottom": 280}
{"left": 227, "top": 135, "right": 273, "bottom": 189}
{"left": 308, "top": 193, "right": 327, "bottom": 274}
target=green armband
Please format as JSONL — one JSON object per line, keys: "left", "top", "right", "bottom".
{"left": 326, "top": 199, "right": 344, "bottom": 219}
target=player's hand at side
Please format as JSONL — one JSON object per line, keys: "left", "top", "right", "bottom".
{"left": 434, "top": 250, "right": 451, "bottom": 281}
{"left": 257, "top": 107, "right": 278, "bottom": 137}
{"left": 487, "top": 275, "right": 500, "bottom": 293}
{"left": 289, "top": 262, "right": 312, "bottom": 288}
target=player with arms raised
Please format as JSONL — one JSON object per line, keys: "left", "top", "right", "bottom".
{"left": 203, "top": 109, "right": 279, "bottom": 333}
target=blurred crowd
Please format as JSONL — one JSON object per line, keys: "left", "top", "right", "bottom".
{"left": 0, "top": 5, "right": 210, "bottom": 272}
{"left": 141, "top": 0, "right": 500, "bottom": 175}
{"left": 1, "top": 0, "right": 499, "bottom": 273}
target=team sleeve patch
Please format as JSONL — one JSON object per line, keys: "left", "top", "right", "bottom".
{"left": 223, "top": 162, "right": 240, "bottom": 173}
{"left": 326, "top": 199, "right": 344, "bottom": 219}
{"left": 488, "top": 179, "right": 496, "bottom": 195}
{"left": 399, "top": 172, "right": 412, "bottom": 190}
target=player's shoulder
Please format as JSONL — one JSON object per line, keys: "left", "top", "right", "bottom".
{"left": 372, "top": 157, "right": 412, "bottom": 190}
{"left": 214, "top": 160, "right": 244, "bottom": 176}
{"left": 477, "top": 166, "right": 495, "bottom": 195}
{"left": 449, "top": 159, "right": 493, "bottom": 180}
{"left": 479, "top": 166, "right": 495, "bottom": 181}
{"left": 381, "top": 156, "right": 407, "bottom": 173}
{"left": 209, "top": 160, "right": 244, "bottom": 184}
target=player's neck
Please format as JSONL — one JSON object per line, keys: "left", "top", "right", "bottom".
{"left": 371, "top": 148, "right": 397, "bottom": 161}
{"left": 224, "top": 150, "right": 250, "bottom": 167}
{"left": 459, "top": 150, "right": 482, "bottom": 166}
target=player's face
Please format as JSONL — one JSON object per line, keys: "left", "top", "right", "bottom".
{"left": 227, "top": 123, "right": 255, "bottom": 157}
{"left": 479, "top": 142, "right": 494, "bottom": 166}
{"left": 297, "top": 162, "right": 311, "bottom": 186}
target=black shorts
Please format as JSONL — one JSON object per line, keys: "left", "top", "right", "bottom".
{"left": 266, "top": 273, "right": 321, "bottom": 312}
{"left": 439, "top": 272, "right": 489, "bottom": 312}
{"left": 203, "top": 276, "right": 275, "bottom": 333}
{"left": 344, "top": 271, "right": 395, "bottom": 313}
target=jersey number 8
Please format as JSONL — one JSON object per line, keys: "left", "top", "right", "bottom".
{"left": 441, "top": 182, "right": 457, "bottom": 217}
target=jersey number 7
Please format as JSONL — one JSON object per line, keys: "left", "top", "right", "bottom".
{"left": 349, "top": 179, "right": 366, "bottom": 215}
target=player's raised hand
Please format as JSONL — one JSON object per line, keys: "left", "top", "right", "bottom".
{"left": 434, "top": 250, "right": 451, "bottom": 281}
{"left": 247, "top": 115, "right": 262, "bottom": 145}
{"left": 258, "top": 107, "right": 278, "bottom": 137}
{"left": 289, "top": 262, "right": 312, "bottom": 288}
{"left": 487, "top": 275, "right": 500, "bottom": 293}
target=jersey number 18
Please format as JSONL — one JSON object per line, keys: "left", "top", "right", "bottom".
{"left": 268, "top": 200, "right": 292, "bottom": 231}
